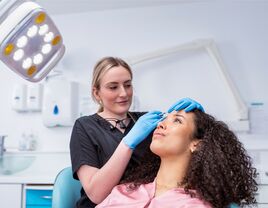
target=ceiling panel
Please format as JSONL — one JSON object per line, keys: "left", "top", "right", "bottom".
{"left": 35, "top": 0, "right": 209, "bottom": 15}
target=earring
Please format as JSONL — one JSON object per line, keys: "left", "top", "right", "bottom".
{"left": 99, "top": 100, "right": 103, "bottom": 105}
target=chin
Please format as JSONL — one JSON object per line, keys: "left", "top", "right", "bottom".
{"left": 150, "top": 141, "right": 162, "bottom": 156}
{"left": 116, "top": 105, "right": 131, "bottom": 114}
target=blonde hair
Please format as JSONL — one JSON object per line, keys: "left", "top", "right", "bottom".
{"left": 91, "top": 57, "right": 133, "bottom": 112}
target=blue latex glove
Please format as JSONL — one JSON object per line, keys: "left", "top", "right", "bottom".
{"left": 168, "top": 98, "right": 205, "bottom": 113}
{"left": 123, "top": 111, "right": 162, "bottom": 149}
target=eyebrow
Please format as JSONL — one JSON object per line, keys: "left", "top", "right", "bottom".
{"left": 124, "top": 80, "right": 132, "bottom": 84}
{"left": 175, "top": 114, "right": 185, "bottom": 119}
{"left": 105, "top": 80, "right": 132, "bottom": 85}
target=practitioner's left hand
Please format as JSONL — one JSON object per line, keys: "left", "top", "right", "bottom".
{"left": 167, "top": 97, "right": 205, "bottom": 113}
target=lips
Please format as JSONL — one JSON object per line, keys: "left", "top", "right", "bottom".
{"left": 153, "top": 131, "right": 165, "bottom": 138}
{"left": 117, "top": 100, "right": 129, "bottom": 105}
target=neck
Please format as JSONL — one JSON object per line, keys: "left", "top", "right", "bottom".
{"left": 99, "top": 111, "right": 127, "bottom": 120}
{"left": 156, "top": 155, "right": 191, "bottom": 190}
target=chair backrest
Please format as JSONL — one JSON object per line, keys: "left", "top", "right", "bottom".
{"left": 229, "top": 203, "right": 239, "bottom": 208}
{"left": 52, "top": 167, "right": 82, "bottom": 208}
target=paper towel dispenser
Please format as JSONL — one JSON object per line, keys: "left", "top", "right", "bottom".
{"left": 42, "top": 78, "right": 79, "bottom": 127}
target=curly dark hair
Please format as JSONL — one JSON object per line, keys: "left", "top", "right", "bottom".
{"left": 121, "top": 110, "right": 258, "bottom": 208}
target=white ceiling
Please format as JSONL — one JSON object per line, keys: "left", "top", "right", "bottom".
{"left": 35, "top": 0, "right": 211, "bottom": 15}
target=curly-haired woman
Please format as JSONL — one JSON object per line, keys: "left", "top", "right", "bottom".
{"left": 96, "top": 108, "right": 258, "bottom": 208}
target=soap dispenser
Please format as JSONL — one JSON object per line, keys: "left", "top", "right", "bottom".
{"left": 27, "top": 84, "right": 43, "bottom": 112}
{"left": 11, "top": 84, "right": 27, "bottom": 112}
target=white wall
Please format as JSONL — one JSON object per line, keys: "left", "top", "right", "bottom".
{"left": 0, "top": 2, "right": 267, "bottom": 152}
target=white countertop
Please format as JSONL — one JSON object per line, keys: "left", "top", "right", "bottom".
{"left": 0, "top": 151, "right": 71, "bottom": 184}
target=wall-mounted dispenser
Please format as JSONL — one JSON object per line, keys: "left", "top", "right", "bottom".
{"left": 27, "top": 84, "right": 43, "bottom": 112}
{"left": 42, "top": 78, "right": 79, "bottom": 127}
{"left": 11, "top": 84, "right": 27, "bottom": 112}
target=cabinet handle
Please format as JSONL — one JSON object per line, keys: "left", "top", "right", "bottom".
{"left": 41, "top": 195, "right": 52, "bottom": 199}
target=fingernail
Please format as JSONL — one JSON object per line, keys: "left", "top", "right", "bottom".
{"left": 161, "top": 112, "right": 168, "bottom": 118}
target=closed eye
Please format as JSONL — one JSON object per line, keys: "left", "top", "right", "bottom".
{"left": 124, "top": 83, "right": 132, "bottom": 88}
{"left": 174, "top": 114, "right": 185, "bottom": 124}
{"left": 109, "top": 86, "right": 117, "bottom": 90}
{"left": 124, "top": 81, "right": 132, "bottom": 88}
{"left": 174, "top": 118, "right": 182, "bottom": 123}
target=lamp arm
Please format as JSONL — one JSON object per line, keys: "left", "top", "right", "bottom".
{"left": 126, "top": 38, "right": 248, "bottom": 123}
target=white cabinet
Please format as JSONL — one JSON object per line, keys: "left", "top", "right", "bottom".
{"left": 257, "top": 185, "right": 268, "bottom": 204}
{"left": 22, "top": 185, "right": 53, "bottom": 208}
{"left": 248, "top": 149, "right": 268, "bottom": 207}
{"left": 0, "top": 184, "right": 22, "bottom": 208}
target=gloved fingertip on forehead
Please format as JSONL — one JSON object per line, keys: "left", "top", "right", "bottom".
{"left": 184, "top": 104, "right": 195, "bottom": 112}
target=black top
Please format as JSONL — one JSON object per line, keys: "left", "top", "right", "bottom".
{"left": 70, "top": 112, "right": 151, "bottom": 208}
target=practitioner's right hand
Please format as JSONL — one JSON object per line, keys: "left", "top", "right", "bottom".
{"left": 167, "top": 97, "right": 205, "bottom": 113}
{"left": 123, "top": 111, "right": 162, "bottom": 149}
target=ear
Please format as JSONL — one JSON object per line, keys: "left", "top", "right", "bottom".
{"left": 93, "top": 87, "right": 100, "bottom": 101}
{"left": 190, "top": 140, "right": 201, "bottom": 153}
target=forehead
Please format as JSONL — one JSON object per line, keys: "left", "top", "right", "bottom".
{"left": 168, "top": 110, "right": 195, "bottom": 122}
{"left": 100, "top": 66, "right": 132, "bottom": 84}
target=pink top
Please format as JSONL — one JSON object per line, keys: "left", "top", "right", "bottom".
{"left": 96, "top": 179, "right": 212, "bottom": 208}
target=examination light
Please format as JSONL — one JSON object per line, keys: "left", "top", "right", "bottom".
{"left": 0, "top": 0, "right": 65, "bottom": 82}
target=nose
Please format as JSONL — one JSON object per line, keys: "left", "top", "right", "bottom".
{"left": 157, "top": 119, "right": 166, "bottom": 129}
{"left": 119, "top": 85, "right": 127, "bottom": 97}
